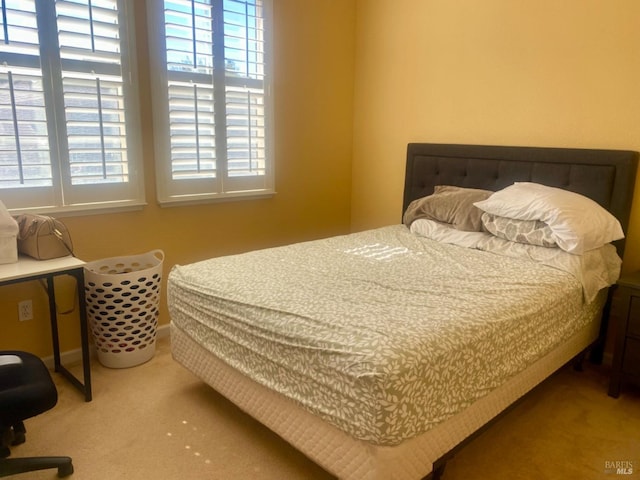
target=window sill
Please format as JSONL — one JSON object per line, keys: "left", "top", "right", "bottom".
{"left": 8, "top": 201, "right": 147, "bottom": 218}
{"left": 157, "top": 190, "right": 276, "bottom": 208}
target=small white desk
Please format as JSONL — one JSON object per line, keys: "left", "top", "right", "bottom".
{"left": 0, "top": 255, "right": 92, "bottom": 401}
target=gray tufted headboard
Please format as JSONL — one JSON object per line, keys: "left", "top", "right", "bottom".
{"left": 403, "top": 143, "right": 638, "bottom": 256}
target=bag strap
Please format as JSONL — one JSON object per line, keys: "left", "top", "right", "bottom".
{"left": 47, "top": 217, "right": 74, "bottom": 257}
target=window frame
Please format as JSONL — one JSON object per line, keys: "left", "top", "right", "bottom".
{"left": 147, "top": 0, "right": 275, "bottom": 207}
{"left": 0, "top": 0, "right": 145, "bottom": 216}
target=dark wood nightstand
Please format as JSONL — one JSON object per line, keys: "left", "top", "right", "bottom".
{"left": 608, "top": 272, "right": 640, "bottom": 398}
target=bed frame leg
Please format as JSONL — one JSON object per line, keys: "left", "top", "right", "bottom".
{"left": 423, "top": 461, "right": 447, "bottom": 480}
{"left": 589, "top": 288, "right": 614, "bottom": 365}
{"left": 433, "top": 462, "right": 446, "bottom": 480}
{"left": 573, "top": 350, "right": 586, "bottom": 371}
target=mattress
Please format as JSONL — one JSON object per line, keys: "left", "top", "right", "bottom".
{"left": 168, "top": 225, "right": 607, "bottom": 447}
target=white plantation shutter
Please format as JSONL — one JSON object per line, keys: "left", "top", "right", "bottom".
{"left": 57, "top": 0, "right": 129, "bottom": 188}
{"left": 0, "top": 71, "right": 51, "bottom": 187}
{"left": 0, "top": 0, "right": 143, "bottom": 213}
{"left": 148, "top": 0, "right": 273, "bottom": 204}
{"left": 0, "top": 1, "right": 54, "bottom": 209}
{"left": 224, "top": 0, "right": 267, "bottom": 180}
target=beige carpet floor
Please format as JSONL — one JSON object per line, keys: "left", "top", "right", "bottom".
{"left": 7, "top": 336, "right": 640, "bottom": 479}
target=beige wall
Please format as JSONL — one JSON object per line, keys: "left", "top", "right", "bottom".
{"left": 0, "top": 0, "right": 356, "bottom": 356}
{"left": 352, "top": 0, "right": 640, "bottom": 273}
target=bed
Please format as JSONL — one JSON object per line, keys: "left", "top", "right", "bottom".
{"left": 168, "top": 143, "right": 638, "bottom": 480}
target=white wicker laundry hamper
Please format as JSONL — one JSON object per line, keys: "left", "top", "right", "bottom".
{"left": 84, "top": 250, "right": 164, "bottom": 368}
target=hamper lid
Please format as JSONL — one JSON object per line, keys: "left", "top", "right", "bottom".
{"left": 0, "top": 201, "right": 18, "bottom": 235}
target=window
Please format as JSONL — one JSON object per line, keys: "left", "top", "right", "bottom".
{"left": 147, "top": 0, "right": 273, "bottom": 205}
{"left": 0, "top": 0, "right": 144, "bottom": 214}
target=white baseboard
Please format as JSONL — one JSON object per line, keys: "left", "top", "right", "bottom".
{"left": 43, "top": 323, "right": 170, "bottom": 370}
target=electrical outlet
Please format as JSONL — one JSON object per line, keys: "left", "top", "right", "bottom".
{"left": 18, "top": 300, "right": 33, "bottom": 321}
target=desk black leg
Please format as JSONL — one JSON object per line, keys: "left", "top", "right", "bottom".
{"left": 46, "top": 276, "right": 62, "bottom": 372}
{"left": 73, "top": 269, "right": 92, "bottom": 402}
{"left": 46, "top": 270, "right": 93, "bottom": 402}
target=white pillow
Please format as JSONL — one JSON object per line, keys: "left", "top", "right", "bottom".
{"left": 410, "top": 218, "right": 491, "bottom": 249}
{"left": 473, "top": 182, "right": 624, "bottom": 254}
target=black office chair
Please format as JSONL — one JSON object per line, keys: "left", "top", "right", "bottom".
{"left": 0, "top": 351, "right": 73, "bottom": 478}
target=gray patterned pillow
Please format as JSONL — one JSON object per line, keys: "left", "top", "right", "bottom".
{"left": 481, "top": 213, "right": 557, "bottom": 247}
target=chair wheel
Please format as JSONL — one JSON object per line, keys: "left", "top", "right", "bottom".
{"left": 11, "top": 431, "right": 25, "bottom": 446}
{"left": 58, "top": 461, "right": 74, "bottom": 477}
{"left": 10, "top": 422, "right": 26, "bottom": 446}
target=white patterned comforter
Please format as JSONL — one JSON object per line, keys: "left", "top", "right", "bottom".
{"left": 168, "top": 225, "right": 609, "bottom": 446}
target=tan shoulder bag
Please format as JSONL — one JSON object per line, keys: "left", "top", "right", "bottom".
{"left": 14, "top": 214, "right": 74, "bottom": 260}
